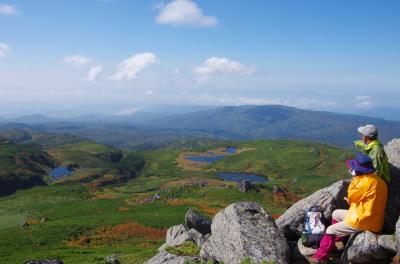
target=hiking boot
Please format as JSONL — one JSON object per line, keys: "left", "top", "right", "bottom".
{"left": 335, "top": 241, "right": 345, "bottom": 251}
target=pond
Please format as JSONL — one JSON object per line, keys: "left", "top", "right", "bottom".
{"left": 217, "top": 172, "right": 268, "bottom": 183}
{"left": 185, "top": 146, "right": 238, "bottom": 163}
{"left": 186, "top": 155, "right": 226, "bottom": 163}
{"left": 49, "top": 167, "right": 73, "bottom": 178}
{"left": 225, "top": 146, "right": 237, "bottom": 154}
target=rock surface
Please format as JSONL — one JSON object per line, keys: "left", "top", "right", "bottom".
{"left": 159, "top": 224, "right": 206, "bottom": 251}
{"left": 378, "top": 235, "right": 397, "bottom": 254}
{"left": 383, "top": 139, "right": 400, "bottom": 233}
{"left": 105, "top": 254, "right": 120, "bottom": 264}
{"left": 347, "top": 231, "right": 393, "bottom": 263}
{"left": 143, "top": 251, "right": 200, "bottom": 264}
{"left": 397, "top": 217, "right": 400, "bottom": 253}
{"left": 238, "top": 178, "right": 255, "bottom": 192}
{"left": 185, "top": 209, "right": 211, "bottom": 235}
{"left": 23, "top": 260, "right": 63, "bottom": 264}
{"left": 200, "top": 201, "right": 290, "bottom": 264}
{"left": 276, "top": 180, "right": 350, "bottom": 241}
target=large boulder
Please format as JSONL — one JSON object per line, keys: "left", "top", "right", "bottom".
{"left": 347, "top": 231, "right": 393, "bottom": 263}
{"left": 276, "top": 180, "right": 350, "bottom": 241}
{"left": 200, "top": 201, "right": 290, "bottom": 264}
{"left": 383, "top": 139, "right": 400, "bottom": 233}
{"left": 185, "top": 209, "right": 211, "bottom": 235}
{"left": 143, "top": 251, "right": 201, "bottom": 264}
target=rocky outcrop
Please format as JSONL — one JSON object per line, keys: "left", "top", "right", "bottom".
{"left": 384, "top": 139, "right": 400, "bottom": 233}
{"left": 347, "top": 231, "right": 394, "bottom": 263}
{"left": 185, "top": 209, "right": 211, "bottom": 235}
{"left": 159, "top": 224, "right": 207, "bottom": 251}
{"left": 200, "top": 201, "right": 290, "bottom": 264}
{"left": 144, "top": 251, "right": 201, "bottom": 264}
{"left": 276, "top": 180, "right": 350, "bottom": 241}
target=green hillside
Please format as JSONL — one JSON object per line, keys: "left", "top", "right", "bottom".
{"left": 0, "top": 139, "right": 55, "bottom": 196}
{"left": 0, "top": 139, "right": 354, "bottom": 263}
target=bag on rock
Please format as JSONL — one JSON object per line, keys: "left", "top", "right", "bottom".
{"left": 301, "top": 206, "right": 326, "bottom": 248}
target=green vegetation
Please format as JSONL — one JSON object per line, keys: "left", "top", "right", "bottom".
{"left": 118, "top": 153, "right": 146, "bottom": 178}
{"left": 165, "top": 241, "right": 200, "bottom": 256}
{"left": 0, "top": 138, "right": 354, "bottom": 263}
{"left": 0, "top": 140, "right": 55, "bottom": 196}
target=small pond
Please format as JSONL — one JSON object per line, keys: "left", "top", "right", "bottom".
{"left": 225, "top": 146, "right": 237, "bottom": 154}
{"left": 218, "top": 172, "right": 268, "bottom": 183}
{"left": 185, "top": 146, "right": 237, "bottom": 163}
{"left": 49, "top": 167, "right": 74, "bottom": 178}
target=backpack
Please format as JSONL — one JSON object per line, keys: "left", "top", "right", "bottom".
{"left": 301, "top": 206, "right": 326, "bottom": 248}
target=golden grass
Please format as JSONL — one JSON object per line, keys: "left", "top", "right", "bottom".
{"left": 67, "top": 222, "right": 166, "bottom": 247}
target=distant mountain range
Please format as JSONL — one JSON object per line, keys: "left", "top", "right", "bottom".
{"left": 142, "top": 105, "right": 400, "bottom": 146}
{"left": 1, "top": 105, "right": 399, "bottom": 148}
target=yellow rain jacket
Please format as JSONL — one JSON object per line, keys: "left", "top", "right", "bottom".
{"left": 344, "top": 173, "right": 387, "bottom": 232}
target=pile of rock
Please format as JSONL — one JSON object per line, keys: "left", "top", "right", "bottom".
{"left": 145, "top": 202, "right": 289, "bottom": 264}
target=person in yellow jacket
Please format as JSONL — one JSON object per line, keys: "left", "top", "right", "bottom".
{"left": 310, "top": 153, "right": 388, "bottom": 263}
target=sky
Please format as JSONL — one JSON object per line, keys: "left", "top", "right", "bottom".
{"left": 0, "top": 0, "right": 399, "bottom": 117}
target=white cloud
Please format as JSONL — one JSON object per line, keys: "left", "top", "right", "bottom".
{"left": 114, "top": 108, "right": 141, "bottom": 115}
{"left": 83, "top": 64, "right": 103, "bottom": 82}
{"left": 62, "top": 55, "right": 92, "bottom": 67}
{"left": 110, "top": 52, "right": 157, "bottom": 81}
{"left": 355, "top": 95, "right": 371, "bottom": 101}
{"left": 0, "top": 4, "right": 18, "bottom": 15}
{"left": 355, "top": 95, "right": 373, "bottom": 108}
{"left": 193, "top": 57, "right": 255, "bottom": 80}
{"left": 0, "top": 42, "right": 10, "bottom": 58}
{"left": 146, "top": 90, "right": 153, "bottom": 95}
{"left": 155, "top": 0, "right": 217, "bottom": 27}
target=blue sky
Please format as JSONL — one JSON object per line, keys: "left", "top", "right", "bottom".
{"left": 0, "top": 0, "right": 399, "bottom": 117}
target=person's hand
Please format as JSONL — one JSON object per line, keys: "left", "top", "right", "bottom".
{"left": 354, "top": 140, "right": 364, "bottom": 148}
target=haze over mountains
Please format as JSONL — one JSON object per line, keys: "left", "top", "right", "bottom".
{"left": 1, "top": 105, "right": 399, "bottom": 148}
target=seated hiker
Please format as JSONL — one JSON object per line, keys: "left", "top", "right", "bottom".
{"left": 354, "top": 124, "right": 390, "bottom": 182}
{"left": 310, "top": 153, "right": 388, "bottom": 264}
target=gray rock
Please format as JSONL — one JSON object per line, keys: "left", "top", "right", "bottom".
{"left": 200, "top": 201, "right": 290, "bottom": 264}
{"left": 185, "top": 209, "right": 211, "bottom": 235}
{"left": 23, "top": 260, "right": 63, "bottom": 264}
{"left": 166, "top": 224, "right": 188, "bottom": 245}
{"left": 20, "top": 222, "right": 30, "bottom": 228}
{"left": 105, "top": 254, "right": 120, "bottom": 264}
{"left": 276, "top": 180, "right": 350, "bottom": 241}
{"left": 347, "top": 231, "right": 392, "bottom": 263}
{"left": 383, "top": 139, "right": 400, "bottom": 233}
{"left": 378, "top": 235, "right": 397, "bottom": 254}
{"left": 238, "top": 178, "right": 256, "bottom": 192}
{"left": 386, "top": 139, "right": 400, "bottom": 168}
{"left": 397, "top": 218, "right": 400, "bottom": 253}
{"left": 159, "top": 224, "right": 206, "bottom": 252}
{"left": 143, "top": 251, "right": 201, "bottom": 264}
